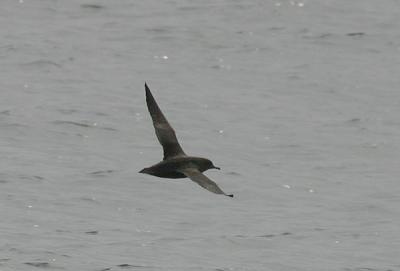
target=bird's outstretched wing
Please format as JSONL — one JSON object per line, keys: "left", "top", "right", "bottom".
{"left": 145, "top": 83, "right": 186, "bottom": 160}
{"left": 179, "top": 168, "right": 233, "bottom": 197}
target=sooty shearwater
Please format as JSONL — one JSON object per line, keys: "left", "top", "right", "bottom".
{"left": 139, "top": 83, "right": 233, "bottom": 197}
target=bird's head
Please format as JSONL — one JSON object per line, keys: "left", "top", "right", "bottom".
{"left": 204, "top": 159, "right": 220, "bottom": 171}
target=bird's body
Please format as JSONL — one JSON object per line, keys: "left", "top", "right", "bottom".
{"left": 140, "top": 83, "right": 233, "bottom": 197}
{"left": 140, "top": 156, "right": 215, "bottom": 179}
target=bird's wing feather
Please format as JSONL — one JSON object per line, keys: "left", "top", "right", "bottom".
{"left": 179, "top": 168, "right": 233, "bottom": 197}
{"left": 145, "top": 83, "right": 186, "bottom": 160}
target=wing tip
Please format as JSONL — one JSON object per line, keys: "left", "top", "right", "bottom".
{"left": 145, "top": 82, "right": 153, "bottom": 102}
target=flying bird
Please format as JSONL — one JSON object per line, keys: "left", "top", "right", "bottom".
{"left": 139, "top": 83, "right": 233, "bottom": 197}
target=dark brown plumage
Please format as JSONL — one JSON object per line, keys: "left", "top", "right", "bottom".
{"left": 140, "top": 83, "right": 233, "bottom": 197}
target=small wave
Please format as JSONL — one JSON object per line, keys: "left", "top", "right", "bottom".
{"left": 89, "top": 170, "right": 115, "bottom": 176}
{"left": 24, "top": 262, "right": 50, "bottom": 268}
{"left": 19, "top": 175, "right": 45, "bottom": 181}
{"left": 81, "top": 4, "right": 105, "bottom": 9}
{"left": 0, "top": 110, "right": 10, "bottom": 115}
{"left": 52, "top": 120, "right": 117, "bottom": 131}
{"left": 346, "top": 32, "right": 365, "bottom": 37}
{"left": 53, "top": 120, "right": 91, "bottom": 128}
{"left": 85, "top": 230, "right": 99, "bottom": 235}
{"left": 226, "top": 171, "right": 241, "bottom": 176}
{"left": 100, "top": 266, "right": 153, "bottom": 271}
{"left": 21, "top": 60, "right": 62, "bottom": 69}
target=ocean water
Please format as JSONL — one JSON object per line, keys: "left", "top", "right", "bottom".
{"left": 1, "top": 1, "right": 400, "bottom": 270}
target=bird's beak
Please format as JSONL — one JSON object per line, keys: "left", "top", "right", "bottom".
{"left": 213, "top": 166, "right": 221, "bottom": 170}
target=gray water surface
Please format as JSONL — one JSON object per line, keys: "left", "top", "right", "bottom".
{"left": 1, "top": 1, "right": 400, "bottom": 270}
